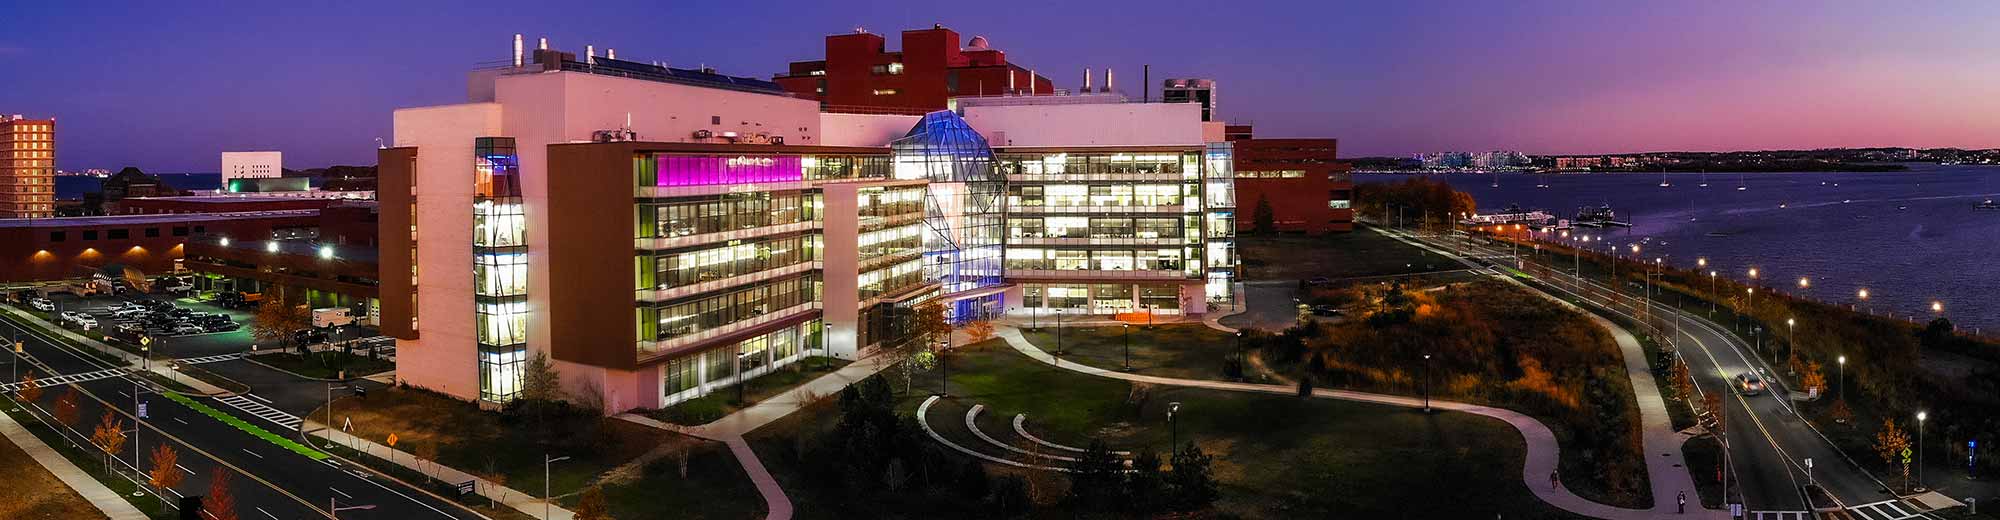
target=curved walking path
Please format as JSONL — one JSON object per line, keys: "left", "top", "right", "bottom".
{"left": 994, "top": 324, "right": 1726, "bottom": 520}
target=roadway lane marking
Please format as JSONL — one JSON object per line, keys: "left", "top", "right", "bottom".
{"left": 1750, "top": 511, "right": 1807, "bottom": 520}
{"left": 350, "top": 457, "right": 460, "bottom": 518}
{"left": 0, "top": 368, "right": 125, "bottom": 392}
{"left": 256, "top": 506, "right": 279, "bottom": 520}
{"left": 173, "top": 417, "right": 188, "bottom": 425}
{"left": 330, "top": 486, "right": 352, "bottom": 499}
{"left": 176, "top": 353, "right": 242, "bottom": 365}
{"left": 214, "top": 395, "right": 304, "bottom": 430}
{"left": 241, "top": 448, "right": 264, "bottom": 459}
{"left": 247, "top": 393, "right": 274, "bottom": 405}
{"left": 177, "top": 463, "right": 194, "bottom": 475}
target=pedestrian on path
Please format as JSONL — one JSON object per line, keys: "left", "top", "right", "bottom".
{"left": 1677, "top": 490, "right": 1685, "bottom": 514}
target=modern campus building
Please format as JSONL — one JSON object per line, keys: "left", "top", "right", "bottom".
{"left": 0, "top": 211, "right": 322, "bottom": 283}
{"left": 1, "top": 114, "right": 57, "bottom": 218}
{"left": 222, "top": 151, "right": 284, "bottom": 182}
{"left": 183, "top": 201, "right": 380, "bottom": 321}
{"left": 379, "top": 37, "right": 1232, "bottom": 412}
{"left": 1227, "top": 127, "right": 1353, "bottom": 234}
{"left": 773, "top": 25, "right": 1055, "bottom": 114}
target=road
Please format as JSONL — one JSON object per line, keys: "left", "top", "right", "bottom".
{"left": 1, "top": 312, "right": 471, "bottom": 520}
{"left": 1382, "top": 225, "right": 1937, "bottom": 518}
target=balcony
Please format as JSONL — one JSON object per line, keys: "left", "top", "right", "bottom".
{"left": 637, "top": 301, "right": 821, "bottom": 359}
{"left": 1006, "top": 204, "right": 1187, "bottom": 214}
{"left": 1004, "top": 268, "right": 1191, "bottom": 281}
{"left": 637, "top": 220, "right": 820, "bottom": 250}
{"left": 637, "top": 262, "right": 820, "bottom": 303}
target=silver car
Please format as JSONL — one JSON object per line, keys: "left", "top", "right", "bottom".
{"left": 1735, "top": 372, "right": 1765, "bottom": 395}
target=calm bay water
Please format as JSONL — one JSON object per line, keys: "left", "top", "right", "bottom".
{"left": 55, "top": 173, "right": 223, "bottom": 199}
{"left": 1361, "top": 164, "right": 2000, "bottom": 331}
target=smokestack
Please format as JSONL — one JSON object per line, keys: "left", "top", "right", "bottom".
{"left": 1143, "top": 65, "right": 1150, "bottom": 102}
{"left": 1028, "top": 69, "right": 1036, "bottom": 93}
{"left": 538, "top": 37, "right": 548, "bottom": 50}
{"left": 513, "top": 34, "right": 524, "bottom": 67}
{"left": 607, "top": 48, "right": 615, "bottom": 60}
{"left": 586, "top": 45, "right": 595, "bottom": 65}
{"left": 1106, "top": 68, "right": 1114, "bottom": 93}
{"left": 1008, "top": 70, "right": 1016, "bottom": 92}
{"left": 1084, "top": 68, "right": 1092, "bottom": 91}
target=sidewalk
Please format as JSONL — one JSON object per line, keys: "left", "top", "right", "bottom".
{"left": 306, "top": 419, "right": 574, "bottom": 520}
{"left": 0, "top": 401, "right": 148, "bottom": 520}
{"left": 995, "top": 319, "right": 1725, "bottom": 519}
{"left": 1, "top": 305, "right": 232, "bottom": 396}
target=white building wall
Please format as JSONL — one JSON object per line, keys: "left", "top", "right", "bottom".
{"left": 221, "top": 151, "right": 283, "bottom": 182}
{"left": 389, "top": 103, "right": 503, "bottom": 401}
{"left": 961, "top": 102, "right": 1205, "bottom": 147}
{"left": 819, "top": 113, "right": 921, "bottom": 147}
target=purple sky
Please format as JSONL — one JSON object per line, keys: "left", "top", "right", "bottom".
{"left": 6, "top": 1, "right": 1997, "bottom": 171}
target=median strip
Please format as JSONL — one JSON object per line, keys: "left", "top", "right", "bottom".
{"left": 161, "top": 392, "right": 328, "bottom": 461}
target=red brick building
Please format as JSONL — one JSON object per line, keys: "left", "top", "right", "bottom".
{"left": 773, "top": 25, "right": 1054, "bottom": 113}
{"left": 1230, "top": 131, "right": 1354, "bottom": 234}
{"left": 0, "top": 115, "right": 56, "bottom": 218}
{"left": 0, "top": 211, "right": 322, "bottom": 283}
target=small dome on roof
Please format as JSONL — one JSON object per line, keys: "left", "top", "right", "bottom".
{"left": 966, "top": 36, "right": 990, "bottom": 50}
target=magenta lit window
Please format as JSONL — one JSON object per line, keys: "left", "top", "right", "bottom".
{"left": 656, "top": 155, "right": 803, "bottom": 186}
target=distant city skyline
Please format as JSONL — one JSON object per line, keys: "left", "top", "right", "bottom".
{"left": 6, "top": 1, "right": 1999, "bottom": 171}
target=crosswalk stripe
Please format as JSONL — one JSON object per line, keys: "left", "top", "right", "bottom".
{"left": 0, "top": 368, "right": 126, "bottom": 392}
{"left": 213, "top": 395, "right": 303, "bottom": 429}
{"left": 175, "top": 354, "right": 242, "bottom": 365}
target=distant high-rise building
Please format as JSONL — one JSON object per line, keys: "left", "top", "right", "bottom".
{"left": 1470, "top": 151, "right": 1530, "bottom": 169}
{"left": 0, "top": 114, "right": 56, "bottom": 218}
{"left": 1161, "top": 78, "right": 1217, "bottom": 121}
{"left": 222, "top": 151, "right": 284, "bottom": 182}
{"left": 1417, "top": 152, "right": 1473, "bottom": 169}
{"left": 773, "top": 25, "right": 1054, "bottom": 114}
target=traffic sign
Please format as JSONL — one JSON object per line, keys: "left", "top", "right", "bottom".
{"left": 137, "top": 402, "right": 148, "bottom": 419}
{"left": 386, "top": 433, "right": 398, "bottom": 447}
{"left": 457, "top": 480, "right": 476, "bottom": 496}
{"left": 1902, "top": 447, "right": 1913, "bottom": 458}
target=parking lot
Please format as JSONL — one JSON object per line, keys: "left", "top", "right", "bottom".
{"left": 14, "top": 289, "right": 376, "bottom": 360}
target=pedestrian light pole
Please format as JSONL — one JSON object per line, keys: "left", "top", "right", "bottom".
{"left": 1421, "top": 353, "right": 1433, "bottom": 413}
{"left": 545, "top": 454, "right": 571, "bottom": 520}
{"left": 1121, "top": 324, "right": 1131, "bottom": 372}
{"left": 325, "top": 383, "right": 351, "bottom": 448}
{"left": 1837, "top": 356, "right": 1846, "bottom": 404}
{"left": 1917, "top": 411, "right": 1928, "bottom": 491}
{"left": 1708, "top": 270, "right": 1719, "bottom": 315}
{"left": 1167, "top": 402, "right": 1181, "bottom": 455}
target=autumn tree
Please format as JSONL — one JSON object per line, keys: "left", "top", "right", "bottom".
{"left": 148, "top": 445, "right": 184, "bottom": 508}
{"left": 1830, "top": 399, "right": 1854, "bottom": 425}
{"left": 901, "top": 302, "right": 951, "bottom": 394}
{"left": 1701, "top": 392, "right": 1723, "bottom": 432}
{"left": 964, "top": 320, "right": 995, "bottom": 345}
{"left": 91, "top": 411, "right": 126, "bottom": 471}
{"left": 1800, "top": 361, "right": 1827, "bottom": 396}
{"left": 573, "top": 486, "right": 611, "bottom": 520}
{"left": 53, "top": 387, "right": 80, "bottom": 433}
{"left": 1874, "top": 418, "right": 1911, "bottom": 466}
{"left": 250, "top": 299, "right": 310, "bottom": 353}
{"left": 15, "top": 370, "right": 43, "bottom": 404}
{"left": 203, "top": 467, "right": 239, "bottom": 520}
{"left": 1668, "top": 359, "right": 1694, "bottom": 402}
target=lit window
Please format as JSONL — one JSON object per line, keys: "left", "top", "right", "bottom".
{"left": 872, "top": 89, "right": 899, "bottom": 96}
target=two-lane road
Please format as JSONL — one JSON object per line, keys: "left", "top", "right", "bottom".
{"left": 1, "top": 313, "right": 473, "bottom": 520}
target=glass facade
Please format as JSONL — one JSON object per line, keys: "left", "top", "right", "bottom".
{"left": 660, "top": 319, "right": 821, "bottom": 406}
{"left": 892, "top": 111, "right": 1008, "bottom": 321}
{"left": 473, "top": 137, "right": 528, "bottom": 402}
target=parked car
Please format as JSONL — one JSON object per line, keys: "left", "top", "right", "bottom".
{"left": 72, "top": 315, "right": 98, "bottom": 330}
{"left": 1735, "top": 372, "right": 1765, "bottom": 395}
{"left": 203, "top": 321, "right": 241, "bottom": 333}
{"left": 115, "top": 322, "right": 146, "bottom": 336}
{"left": 110, "top": 306, "right": 145, "bottom": 319}
{"left": 58, "top": 310, "right": 86, "bottom": 323}
{"left": 1309, "top": 304, "right": 1344, "bottom": 317}
{"left": 292, "top": 328, "right": 329, "bottom": 346}
{"left": 172, "top": 324, "right": 206, "bottom": 335}
{"left": 28, "top": 298, "right": 56, "bottom": 312}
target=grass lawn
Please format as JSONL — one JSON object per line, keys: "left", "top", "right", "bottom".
{"left": 0, "top": 416, "right": 109, "bottom": 520}
{"left": 644, "top": 357, "right": 850, "bottom": 426}
{"left": 252, "top": 351, "right": 393, "bottom": 379}
{"left": 316, "top": 387, "right": 698, "bottom": 501}
{"left": 1682, "top": 435, "right": 1726, "bottom": 508}
{"left": 586, "top": 439, "right": 763, "bottom": 520}
{"left": 1237, "top": 225, "right": 1457, "bottom": 282}
{"left": 748, "top": 344, "right": 1588, "bottom": 519}
{"left": 1019, "top": 324, "right": 1244, "bottom": 382}
{"left": 1, "top": 396, "right": 170, "bottom": 519}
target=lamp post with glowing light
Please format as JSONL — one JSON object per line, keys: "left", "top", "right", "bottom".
{"left": 1918, "top": 411, "right": 1928, "bottom": 491}
{"left": 1836, "top": 355, "right": 1846, "bottom": 403}
{"left": 1857, "top": 288, "right": 1870, "bottom": 313}
{"left": 1121, "top": 324, "right": 1132, "bottom": 371}
{"left": 1786, "top": 318, "right": 1796, "bottom": 359}
{"left": 1421, "top": 353, "right": 1433, "bottom": 413}
{"left": 1708, "top": 270, "right": 1719, "bottom": 315}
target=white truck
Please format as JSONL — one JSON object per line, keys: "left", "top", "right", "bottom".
{"left": 312, "top": 307, "right": 354, "bottom": 329}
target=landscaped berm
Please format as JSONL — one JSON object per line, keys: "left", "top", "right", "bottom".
{"left": 747, "top": 339, "right": 1589, "bottom": 519}
{"left": 317, "top": 355, "right": 764, "bottom": 520}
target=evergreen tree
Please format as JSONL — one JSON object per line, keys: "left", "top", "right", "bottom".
{"left": 1124, "top": 449, "right": 1167, "bottom": 513}
{"left": 1168, "top": 442, "right": 1219, "bottom": 511}
{"left": 1064, "top": 439, "right": 1125, "bottom": 510}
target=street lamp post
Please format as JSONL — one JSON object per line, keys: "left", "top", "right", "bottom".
{"left": 1708, "top": 270, "right": 1718, "bottom": 315}
{"left": 1786, "top": 318, "right": 1796, "bottom": 360}
{"left": 1856, "top": 288, "right": 1870, "bottom": 313}
{"left": 1421, "top": 353, "right": 1433, "bottom": 413}
{"left": 325, "top": 383, "right": 351, "bottom": 448}
{"left": 1167, "top": 402, "right": 1181, "bottom": 455}
{"left": 1121, "top": 324, "right": 1131, "bottom": 371}
{"left": 1918, "top": 411, "right": 1928, "bottom": 491}
{"left": 545, "top": 454, "right": 571, "bottom": 520}
{"left": 1837, "top": 355, "right": 1846, "bottom": 404}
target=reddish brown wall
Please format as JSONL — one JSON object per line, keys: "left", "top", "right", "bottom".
{"left": 0, "top": 215, "right": 320, "bottom": 283}
{"left": 543, "top": 143, "right": 640, "bottom": 370}
{"left": 1233, "top": 138, "right": 1354, "bottom": 235}
{"left": 376, "top": 147, "right": 418, "bottom": 340}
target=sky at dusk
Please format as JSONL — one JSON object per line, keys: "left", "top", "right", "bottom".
{"left": 5, "top": 0, "right": 1999, "bottom": 171}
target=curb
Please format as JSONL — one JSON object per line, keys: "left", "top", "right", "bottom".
{"left": 240, "top": 351, "right": 389, "bottom": 383}
{"left": 296, "top": 425, "right": 500, "bottom": 520}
